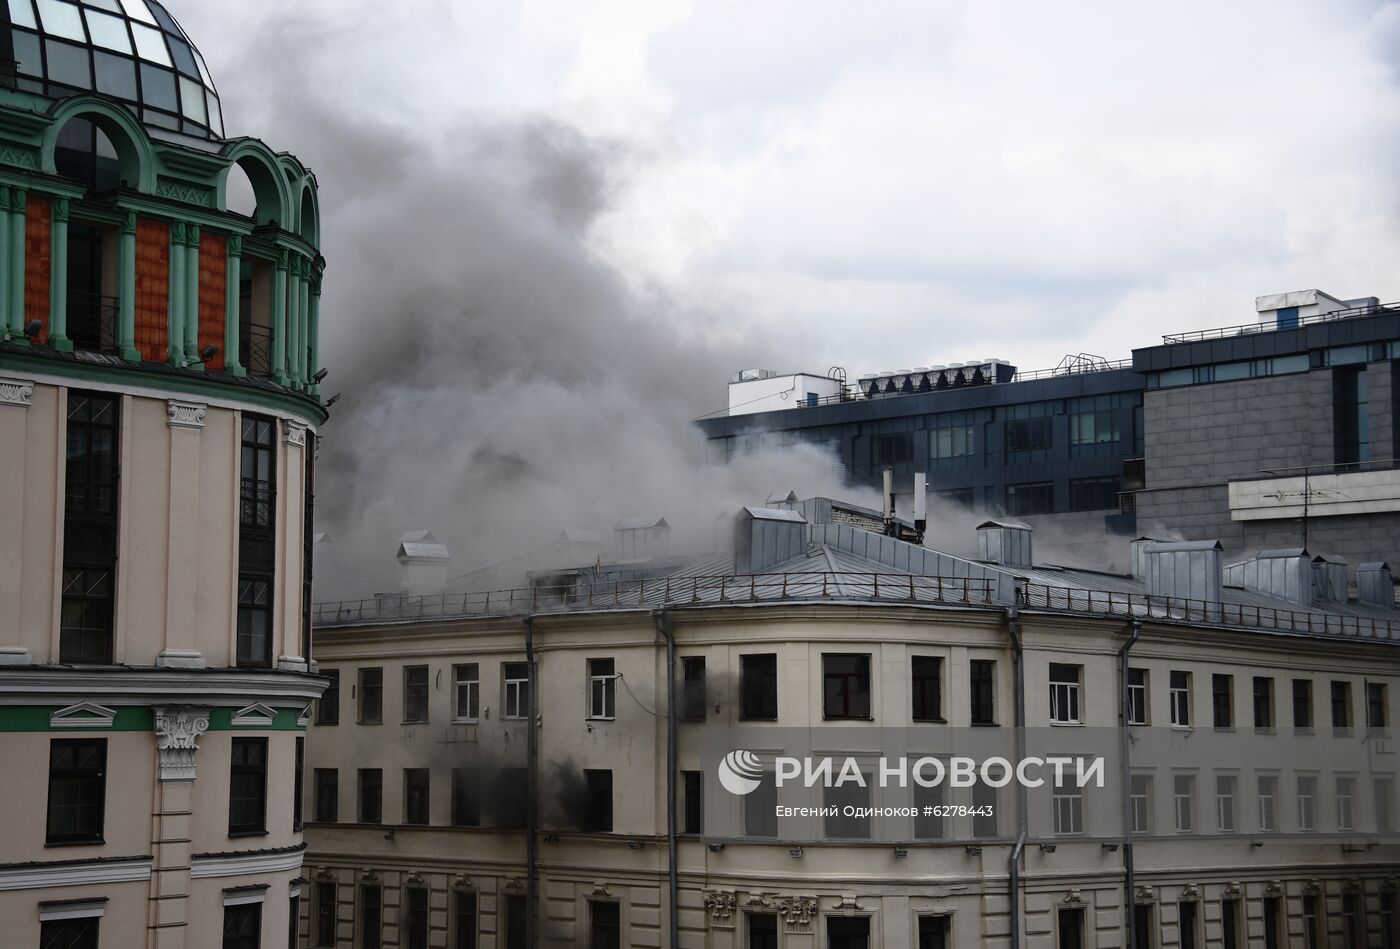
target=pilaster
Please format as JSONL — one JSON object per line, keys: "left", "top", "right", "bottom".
{"left": 118, "top": 211, "right": 139, "bottom": 361}
{"left": 223, "top": 235, "right": 244, "bottom": 377}
{"left": 167, "top": 222, "right": 187, "bottom": 366}
{"left": 8, "top": 187, "right": 26, "bottom": 344}
{"left": 271, "top": 248, "right": 288, "bottom": 385}
{"left": 48, "top": 197, "right": 71, "bottom": 352}
{"left": 184, "top": 224, "right": 201, "bottom": 369}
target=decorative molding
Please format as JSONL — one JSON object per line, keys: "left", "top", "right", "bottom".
{"left": 121, "top": 211, "right": 137, "bottom": 236}
{"left": 0, "top": 144, "right": 37, "bottom": 170}
{"left": 153, "top": 706, "right": 211, "bottom": 781}
{"left": 779, "top": 896, "right": 818, "bottom": 932}
{"left": 1134, "top": 885, "right": 1155, "bottom": 903}
{"left": 360, "top": 869, "right": 380, "bottom": 883}
{"left": 167, "top": 400, "right": 207, "bottom": 431}
{"left": 227, "top": 235, "right": 243, "bottom": 258}
{"left": 231, "top": 703, "right": 278, "bottom": 727}
{"left": 52, "top": 197, "right": 70, "bottom": 224}
{"left": 297, "top": 704, "right": 312, "bottom": 727}
{"left": 503, "top": 876, "right": 523, "bottom": 891}
{"left": 1180, "top": 884, "right": 1199, "bottom": 901}
{"left": 451, "top": 874, "right": 473, "bottom": 890}
{"left": 284, "top": 421, "right": 307, "bottom": 449}
{"left": 1222, "top": 881, "right": 1242, "bottom": 897}
{"left": 703, "top": 891, "right": 736, "bottom": 926}
{"left": 590, "top": 882, "right": 611, "bottom": 897}
{"left": 832, "top": 894, "right": 864, "bottom": 914}
{"left": 0, "top": 377, "right": 34, "bottom": 408}
{"left": 156, "top": 178, "right": 215, "bottom": 208}
{"left": 1263, "top": 880, "right": 1283, "bottom": 897}
{"left": 1062, "top": 888, "right": 1084, "bottom": 905}
{"left": 277, "top": 655, "right": 309, "bottom": 674}
{"left": 156, "top": 649, "right": 207, "bottom": 670}
{"left": 222, "top": 884, "right": 269, "bottom": 907}
{"left": 0, "top": 857, "right": 152, "bottom": 892}
{"left": 405, "top": 871, "right": 425, "bottom": 887}
{"left": 0, "top": 667, "right": 326, "bottom": 707}
{"left": 0, "top": 646, "right": 32, "bottom": 666}
{"left": 50, "top": 703, "right": 118, "bottom": 729}
{"left": 191, "top": 846, "right": 306, "bottom": 880}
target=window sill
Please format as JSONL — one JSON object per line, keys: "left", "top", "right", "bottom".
{"left": 1170, "top": 725, "right": 1194, "bottom": 732}
{"left": 970, "top": 722, "right": 999, "bottom": 728}
{"left": 228, "top": 829, "right": 270, "bottom": 839}
{"left": 912, "top": 718, "right": 947, "bottom": 725}
{"left": 1127, "top": 720, "right": 1148, "bottom": 727}
{"left": 822, "top": 716, "right": 875, "bottom": 723}
{"left": 357, "top": 721, "right": 383, "bottom": 726}
{"left": 402, "top": 720, "right": 428, "bottom": 726}
{"left": 1213, "top": 726, "right": 1236, "bottom": 733}
{"left": 586, "top": 716, "right": 616, "bottom": 722}
{"left": 450, "top": 718, "right": 480, "bottom": 725}
{"left": 45, "top": 837, "right": 106, "bottom": 848}
{"left": 1254, "top": 727, "right": 1276, "bottom": 736}
{"left": 739, "top": 718, "right": 779, "bottom": 723}
{"left": 1049, "top": 720, "right": 1084, "bottom": 728}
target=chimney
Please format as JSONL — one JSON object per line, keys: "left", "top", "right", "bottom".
{"left": 1222, "top": 548, "right": 1312, "bottom": 606}
{"left": 1358, "top": 563, "right": 1396, "bottom": 609}
{"left": 913, "top": 472, "right": 927, "bottom": 539}
{"left": 1144, "top": 540, "right": 1223, "bottom": 602}
{"left": 735, "top": 506, "right": 808, "bottom": 574}
{"left": 397, "top": 531, "right": 450, "bottom": 595}
{"left": 977, "top": 520, "right": 1033, "bottom": 568}
{"left": 1311, "top": 555, "right": 1348, "bottom": 603}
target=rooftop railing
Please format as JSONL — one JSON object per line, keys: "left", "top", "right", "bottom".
{"left": 1161, "top": 301, "right": 1398, "bottom": 345}
{"left": 1019, "top": 582, "right": 1400, "bottom": 641}
{"left": 313, "top": 572, "right": 999, "bottom": 627}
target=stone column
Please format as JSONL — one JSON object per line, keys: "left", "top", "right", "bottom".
{"left": 0, "top": 188, "right": 10, "bottom": 339}
{"left": 184, "top": 225, "right": 201, "bottom": 368}
{"left": 118, "top": 211, "right": 139, "bottom": 361}
{"left": 224, "top": 235, "right": 244, "bottom": 377}
{"left": 48, "top": 197, "right": 71, "bottom": 352}
{"left": 8, "top": 187, "right": 26, "bottom": 344}
{"left": 295, "top": 257, "right": 310, "bottom": 385}
{"left": 167, "top": 222, "right": 186, "bottom": 366}
{"left": 271, "top": 249, "right": 289, "bottom": 385}
{"left": 151, "top": 707, "right": 211, "bottom": 949}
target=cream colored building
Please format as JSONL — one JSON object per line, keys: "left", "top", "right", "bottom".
{"left": 303, "top": 505, "right": 1400, "bottom": 949}
{"left": 0, "top": 2, "right": 328, "bottom": 945}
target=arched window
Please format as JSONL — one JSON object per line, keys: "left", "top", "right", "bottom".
{"left": 54, "top": 117, "right": 122, "bottom": 192}
{"left": 298, "top": 187, "right": 318, "bottom": 245}
{"left": 226, "top": 161, "right": 258, "bottom": 218}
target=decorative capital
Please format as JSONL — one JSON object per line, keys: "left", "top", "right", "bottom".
{"left": 121, "top": 211, "right": 138, "bottom": 236}
{"left": 227, "top": 234, "right": 243, "bottom": 258}
{"left": 0, "top": 185, "right": 9, "bottom": 212}
{"left": 703, "top": 891, "right": 736, "bottom": 926}
{"left": 10, "top": 186, "right": 26, "bottom": 208}
{"left": 167, "top": 400, "right": 207, "bottom": 431}
{"left": 778, "top": 896, "right": 818, "bottom": 932}
{"left": 170, "top": 221, "right": 187, "bottom": 246}
{"left": 276, "top": 248, "right": 290, "bottom": 271}
{"left": 52, "top": 197, "right": 70, "bottom": 223}
{"left": 153, "top": 706, "right": 211, "bottom": 781}
{"left": 1134, "top": 885, "right": 1155, "bottom": 903}
{"left": 0, "top": 377, "right": 34, "bottom": 408}
{"left": 284, "top": 421, "right": 307, "bottom": 449}
{"left": 187, "top": 223, "right": 201, "bottom": 245}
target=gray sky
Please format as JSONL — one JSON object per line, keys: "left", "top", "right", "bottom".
{"left": 167, "top": 1, "right": 1400, "bottom": 582}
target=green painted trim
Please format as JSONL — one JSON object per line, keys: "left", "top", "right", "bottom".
{"left": 0, "top": 706, "right": 307, "bottom": 733}
{"left": 0, "top": 349, "right": 329, "bottom": 425}
{"left": 0, "top": 706, "right": 154, "bottom": 732}
{"left": 209, "top": 708, "right": 305, "bottom": 731}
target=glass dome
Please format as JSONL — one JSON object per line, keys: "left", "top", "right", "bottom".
{"left": 3, "top": 0, "right": 223, "bottom": 139}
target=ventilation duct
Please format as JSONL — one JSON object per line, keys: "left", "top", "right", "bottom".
{"left": 1311, "top": 555, "right": 1348, "bottom": 603}
{"left": 1221, "top": 548, "right": 1312, "bottom": 606}
{"left": 397, "top": 530, "right": 451, "bottom": 595}
{"left": 978, "top": 520, "right": 1033, "bottom": 569}
{"left": 614, "top": 518, "right": 671, "bottom": 560}
{"left": 1358, "top": 563, "right": 1396, "bottom": 610}
{"left": 1144, "top": 540, "right": 1223, "bottom": 603}
{"left": 1130, "top": 537, "right": 1169, "bottom": 579}
{"left": 735, "top": 507, "right": 808, "bottom": 574}
{"left": 766, "top": 491, "right": 800, "bottom": 511}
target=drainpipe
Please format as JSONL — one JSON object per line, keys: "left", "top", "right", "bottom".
{"left": 653, "top": 609, "right": 679, "bottom": 949}
{"left": 1119, "top": 620, "right": 1142, "bottom": 949}
{"left": 523, "top": 615, "right": 538, "bottom": 949}
{"left": 1006, "top": 606, "right": 1026, "bottom": 949}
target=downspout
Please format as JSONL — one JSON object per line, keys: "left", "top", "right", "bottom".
{"left": 653, "top": 609, "right": 679, "bottom": 949}
{"left": 1006, "top": 606, "right": 1026, "bottom": 949}
{"left": 1119, "top": 620, "right": 1142, "bottom": 949}
{"left": 523, "top": 615, "right": 538, "bottom": 949}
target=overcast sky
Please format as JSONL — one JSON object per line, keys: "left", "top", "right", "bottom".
{"left": 180, "top": 0, "right": 1400, "bottom": 385}
{"left": 165, "top": 1, "right": 1400, "bottom": 578}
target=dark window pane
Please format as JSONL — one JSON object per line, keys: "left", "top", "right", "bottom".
{"left": 317, "top": 670, "right": 340, "bottom": 725}
{"left": 45, "top": 39, "right": 91, "bottom": 88}
{"left": 315, "top": 882, "right": 337, "bottom": 947}
{"left": 583, "top": 769, "right": 612, "bottom": 832}
{"left": 590, "top": 902, "right": 620, "bottom": 949}
{"left": 228, "top": 738, "right": 268, "bottom": 834}
{"left": 970, "top": 660, "right": 996, "bottom": 725}
{"left": 93, "top": 50, "right": 138, "bottom": 99}
{"left": 360, "top": 886, "right": 382, "bottom": 949}
{"left": 822, "top": 653, "right": 871, "bottom": 719}
{"left": 222, "top": 902, "right": 261, "bottom": 949}
{"left": 404, "top": 768, "right": 430, "bottom": 825}
{"left": 680, "top": 657, "right": 706, "bottom": 721}
{"left": 358, "top": 769, "right": 382, "bottom": 823}
{"left": 41, "top": 917, "right": 99, "bottom": 949}
{"left": 454, "top": 890, "right": 478, "bottom": 949}
{"left": 314, "top": 768, "right": 338, "bottom": 822}
{"left": 46, "top": 738, "right": 107, "bottom": 843}
{"left": 405, "top": 888, "right": 429, "bottom": 949}
{"left": 740, "top": 654, "right": 778, "bottom": 720}
{"left": 139, "top": 62, "right": 178, "bottom": 110}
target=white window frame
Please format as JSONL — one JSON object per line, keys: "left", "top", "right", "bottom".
{"left": 1173, "top": 774, "right": 1194, "bottom": 832}
{"left": 1170, "top": 671, "right": 1191, "bottom": 728}
{"left": 1049, "top": 664, "right": 1082, "bottom": 725}
{"left": 1130, "top": 774, "right": 1151, "bottom": 834}
{"left": 588, "top": 658, "right": 617, "bottom": 720}
{"left": 453, "top": 663, "right": 480, "bottom": 722}
{"left": 1297, "top": 776, "right": 1316, "bottom": 831}
{"left": 1337, "top": 776, "right": 1355, "bottom": 831}
{"left": 1127, "top": 669, "right": 1148, "bottom": 726}
{"left": 1053, "top": 788, "right": 1083, "bottom": 835}
{"left": 1216, "top": 774, "right": 1236, "bottom": 832}
{"left": 503, "top": 663, "right": 529, "bottom": 720}
{"left": 1258, "top": 776, "right": 1277, "bottom": 831}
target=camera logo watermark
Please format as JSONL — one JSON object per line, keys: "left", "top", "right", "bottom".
{"left": 717, "top": 749, "right": 765, "bottom": 796}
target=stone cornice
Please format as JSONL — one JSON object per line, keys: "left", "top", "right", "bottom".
{"left": 0, "top": 667, "right": 327, "bottom": 706}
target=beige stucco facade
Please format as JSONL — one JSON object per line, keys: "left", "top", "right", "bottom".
{"left": 303, "top": 602, "right": 1400, "bottom": 948}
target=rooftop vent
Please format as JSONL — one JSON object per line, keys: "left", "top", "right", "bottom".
{"left": 978, "top": 520, "right": 1033, "bottom": 569}
{"left": 736, "top": 506, "right": 808, "bottom": 574}
{"left": 1130, "top": 537, "right": 1169, "bottom": 579}
{"left": 1311, "top": 555, "right": 1348, "bottom": 603}
{"left": 766, "top": 491, "right": 800, "bottom": 511}
{"left": 1358, "top": 563, "right": 1396, "bottom": 610}
{"left": 614, "top": 517, "right": 670, "bottom": 561}
{"left": 1221, "top": 548, "right": 1312, "bottom": 606}
{"left": 1144, "top": 540, "right": 1222, "bottom": 603}
{"left": 397, "top": 530, "right": 451, "bottom": 595}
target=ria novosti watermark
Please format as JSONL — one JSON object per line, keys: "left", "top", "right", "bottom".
{"left": 718, "top": 749, "right": 1105, "bottom": 797}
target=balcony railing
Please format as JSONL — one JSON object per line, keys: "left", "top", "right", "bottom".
{"left": 1161, "top": 301, "right": 1398, "bottom": 344}
{"left": 313, "top": 572, "right": 1000, "bottom": 627}
{"left": 67, "top": 289, "right": 118, "bottom": 353}
{"left": 240, "top": 322, "right": 273, "bottom": 377}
